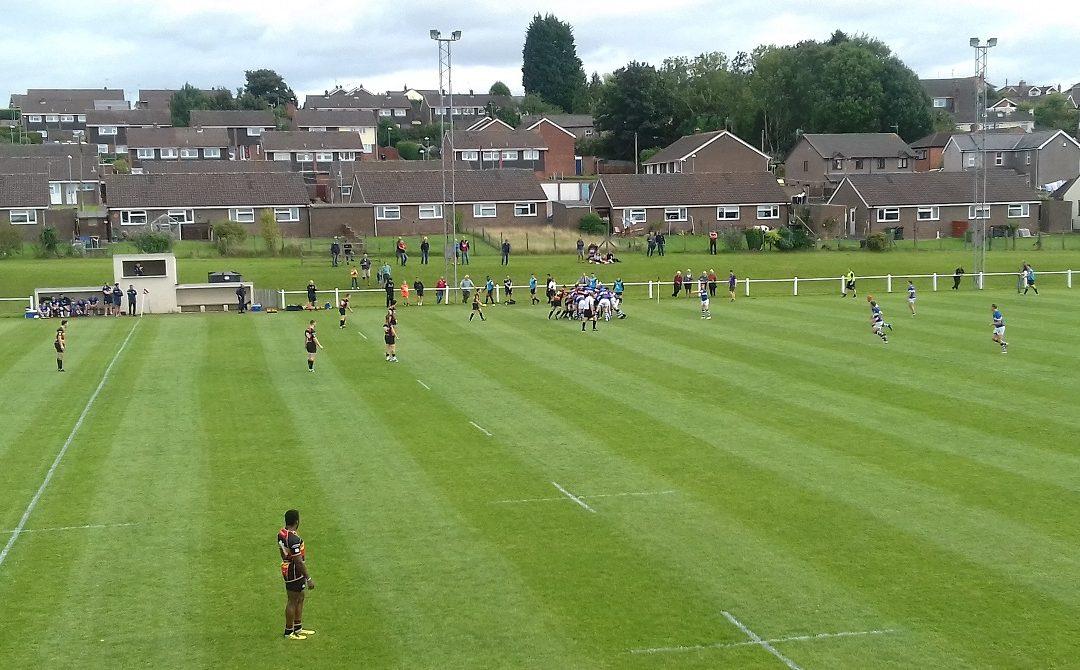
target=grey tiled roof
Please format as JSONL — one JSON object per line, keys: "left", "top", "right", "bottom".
{"left": 910, "top": 131, "right": 954, "bottom": 149}
{"left": 801, "top": 133, "right": 915, "bottom": 159}
{"left": 103, "top": 172, "right": 309, "bottom": 208}
{"left": 837, "top": 172, "right": 1040, "bottom": 206}
{"left": 449, "top": 129, "right": 547, "bottom": 150}
{"left": 948, "top": 130, "right": 1074, "bottom": 152}
{"left": 261, "top": 131, "right": 367, "bottom": 151}
{"left": 595, "top": 172, "right": 787, "bottom": 208}
{"left": 522, "top": 114, "right": 594, "bottom": 129}
{"left": 292, "top": 109, "right": 377, "bottom": 128}
{"left": 0, "top": 173, "right": 50, "bottom": 207}
{"left": 0, "top": 155, "right": 101, "bottom": 181}
{"left": 303, "top": 91, "right": 411, "bottom": 110}
{"left": 126, "top": 127, "right": 230, "bottom": 148}
{"left": 190, "top": 110, "right": 276, "bottom": 127}
{"left": 140, "top": 160, "right": 292, "bottom": 174}
{"left": 85, "top": 109, "right": 172, "bottom": 126}
{"left": 644, "top": 130, "right": 763, "bottom": 165}
{"left": 353, "top": 168, "right": 545, "bottom": 204}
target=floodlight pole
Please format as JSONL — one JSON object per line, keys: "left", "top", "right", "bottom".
{"left": 432, "top": 29, "right": 462, "bottom": 292}
{"left": 971, "top": 37, "right": 996, "bottom": 279}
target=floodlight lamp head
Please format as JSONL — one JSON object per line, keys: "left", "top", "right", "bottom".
{"left": 987, "top": 37, "right": 997, "bottom": 47}
{"left": 969, "top": 37, "right": 980, "bottom": 47}
{"left": 430, "top": 29, "right": 441, "bottom": 40}
{"left": 451, "top": 30, "right": 462, "bottom": 40}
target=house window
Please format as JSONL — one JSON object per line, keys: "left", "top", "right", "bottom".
{"left": 514, "top": 202, "right": 537, "bottom": 217}
{"left": 877, "top": 208, "right": 900, "bottom": 222}
{"left": 802, "top": 160, "right": 808, "bottom": 173}
{"left": 418, "top": 204, "right": 443, "bottom": 219}
{"left": 340, "top": 185, "right": 352, "bottom": 197}
{"left": 100, "top": 125, "right": 117, "bottom": 136}
{"left": 665, "top": 207, "right": 687, "bottom": 221}
{"left": 757, "top": 205, "right": 780, "bottom": 220}
{"left": 77, "top": 114, "right": 86, "bottom": 122}
{"left": 46, "top": 114, "right": 59, "bottom": 122}
{"left": 968, "top": 205, "right": 990, "bottom": 220}
{"left": 315, "top": 152, "right": 334, "bottom": 162}
{"left": 933, "top": 97, "right": 948, "bottom": 108}
{"left": 995, "top": 152, "right": 1004, "bottom": 166}
{"left": 307, "top": 126, "right": 327, "bottom": 132}
{"left": 625, "top": 209, "right": 647, "bottom": 224}
{"left": 27, "top": 115, "right": 41, "bottom": 123}
{"left": 378, "top": 109, "right": 392, "bottom": 116}
{"left": 375, "top": 205, "right": 400, "bottom": 220}
{"left": 97, "top": 144, "right": 109, "bottom": 154}
{"left": 60, "top": 114, "right": 74, "bottom": 123}
{"left": 1025, "top": 152, "right": 1031, "bottom": 165}
{"left": 854, "top": 159, "right": 864, "bottom": 170}
{"left": 876, "top": 158, "right": 886, "bottom": 169}
{"left": 434, "top": 108, "right": 444, "bottom": 116}
{"left": 38, "top": 131, "right": 48, "bottom": 139}
{"left": 49, "top": 183, "right": 62, "bottom": 205}
{"left": 393, "top": 109, "right": 406, "bottom": 117}
{"left": 501, "top": 150, "right": 519, "bottom": 161}
{"left": 120, "top": 210, "right": 147, "bottom": 225}
{"left": 584, "top": 129, "right": 594, "bottom": 137}
{"left": 203, "top": 147, "right": 221, "bottom": 158}
{"left": 273, "top": 152, "right": 291, "bottom": 161}
{"left": 9, "top": 209, "right": 37, "bottom": 224}
{"left": 717, "top": 206, "right": 740, "bottom": 220}
{"left": 451, "top": 108, "right": 461, "bottom": 115}
{"left": 296, "top": 152, "right": 313, "bottom": 162}
{"left": 274, "top": 207, "right": 300, "bottom": 222}
{"left": 832, "top": 158, "right": 843, "bottom": 170}
{"left": 136, "top": 148, "right": 155, "bottom": 160}
{"left": 523, "top": 149, "right": 540, "bottom": 160}
{"left": 915, "top": 149, "right": 928, "bottom": 160}
{"left": 79, "top": 183, "right": 95, "bottom": 191}
{"left": 180, "top": 148, "right": 199, "bottom": 159}
{"left": 229, "top": 208, "right": 255, "bottom": 223}
{"left": 1008, "top": 203, "right": 1030, "bottom": 218}
{"left": 917, "top": 207, "right": 939, "bottom": 221}
{"left": 247, "top": 126, "right": 263, "bottom": 137}
{"left": 168, "top": 209, "right": 194, "bottom": 224}
{"left": 460, "top": 150, "right": 479, "bottom": 161}
{"left": 473, "top": 203, "right": 497, "bottom": 218}
{"left": 481, "top": 150, "right": 499, "bottom": 162}
{"left": 160, "top": 148, "right": 178, "bottom": 159}
{"left": 898, "top": 157, "right": 909, "bottom": 169}
{"left": 966, "top": 155, "right": 976, "bottom": 168}
{"left": 338, "top": 151, "right": 356, "bottom": 161}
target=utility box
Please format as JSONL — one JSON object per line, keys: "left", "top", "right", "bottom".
{"left": 208, "top": 271, "right": 243, "bottom": 283}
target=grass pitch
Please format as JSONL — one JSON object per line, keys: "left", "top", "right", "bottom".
{"left": 2, "top": 288, "right": 1079, "bottom": 668}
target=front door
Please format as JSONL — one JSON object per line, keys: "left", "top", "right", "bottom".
{"left": 848, "top": 208, "right": 857, "bottom": 236}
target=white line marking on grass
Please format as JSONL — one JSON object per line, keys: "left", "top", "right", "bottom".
{"left": 551, "top": 482, "right": 597, "bottom": 513}
{"left": 0, "top": 320, "right": 140, "bottom": 570}
{"left": 469, "top": 421, "right": 492, "bottom": 436}
{"left": 1, "top": 522, "right": 140, "bottom": 535}
{"left": 628, "top": 628, "right": 895, "bottom": 655}
{"left": 416, "top": 379, "right": 431, "bottom": 390}
{"left": 722, "top": 610, "right": 803, "bottom": 670}
{"left": 357, "top": 331, "right": 368, "bottom": 340}
{"left": 491, "top": 495, "right": 567, "bottom": 504}
{"left": 491, "top": 490, "right": 676, "bottom": 505}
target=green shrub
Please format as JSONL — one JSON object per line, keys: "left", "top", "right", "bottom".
{"left": 0, "top": 227, "right": 23, "bottom": 258}
{"left": 865, "top": 232, "right": 889, "bottom": 252}
{"left": 579, "top": 212, "right": 607, "bottom": 235}
{"left": 773, "top": 226, "right": 815, "bottom": 252}
{"left": 397, "top": 141, "right": 421, "bottom": 160}
{"left": 131, "top": 231, "right": 173, "bottom": 253}
{"left": 259, "top": 210, "right": 282, "bottom": 256}
{"left": 38, "top": 226, "right": 60, "bottom": 257}
{"left": 744, "top": 227, "right": 764, "bottom": 251}
{"left": 212, "top": 220, "right": 248, "bottom": 255}
{"left": 722, "top": 228, "right": 744, "bottom": 251}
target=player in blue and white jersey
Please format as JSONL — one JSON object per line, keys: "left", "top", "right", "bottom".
{"left": 906, "top": 280, "right": 917, "bottom": 316}
{"left": 869, "top": 299, "right": 891, "bottom": 343}
{"left": 991, "top": 304, "right": 1007, "bottom": 354}
{"left": 700, "top": 286, "right": 712, "bottom": 320}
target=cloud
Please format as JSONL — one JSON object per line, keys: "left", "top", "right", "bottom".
{"left": 3, "top": 0, "right": 1078, "bottom": 106}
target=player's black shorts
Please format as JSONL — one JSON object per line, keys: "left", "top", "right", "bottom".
{"left": 583, "top": 309, "right": 594, "bottom": 319}
{"left": 54, "top": 342, "right": 63, "bottom": 352}
{"left": 338, "top": 308, "right": 346, "bottom": 316}
{"left": 284, "top": 578, "right": 306, "bottom": 592}
{"left": 305, "top": 342, "right": 317, "bottom": 354}
{"left": 384, "top": 336, "right": 395, "bottom": 345}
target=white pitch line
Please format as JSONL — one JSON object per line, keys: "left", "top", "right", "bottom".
{"left": 491, "top": 490, "right": 676, "bottom": 505}
{"left": 629, "top": 628, "right": 895, "bottom": 655}
{"left": 416, "top": 379, "right": 431, "bottom": 390}
{"left": 722, "top": 610, "right": 803, "bottom": 670}
{"left": 1, "top": 522, "right": 140, "bottom": 535}
{"left": 551, "top": 482, "right": 597, "bottom": 513}
{"left": 0, "top": 320, "right": 140, "bottom": 569}
{"left": 357, "top": 331, "right": 368, "bottom": 340}
{"left": 469, "top": 421, "right": 492, "bottom": 437}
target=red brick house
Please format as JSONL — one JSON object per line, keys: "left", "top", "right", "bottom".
{"left": 523, "top": 117, "right": 577, "bottom": 178}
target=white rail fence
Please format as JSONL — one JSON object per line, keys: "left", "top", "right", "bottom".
{"left": 272, "top": 270, "right": 1074, "bottom": 308}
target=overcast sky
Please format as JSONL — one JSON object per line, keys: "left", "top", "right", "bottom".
{"left": 6, "top": 0, "right": 1079, "bottom": 104}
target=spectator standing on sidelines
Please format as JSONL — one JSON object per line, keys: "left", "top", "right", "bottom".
{"left": 707, "top": 269, "right": 718, "bottom": 297}
{"left": 728, "top": 270, "right": 737, "bottom": 302}
{"left": 306, "top": 280, "right": 317, "bottom": 309}
{"left": 647, "top": 235, "right": 656, "bottom": 257}
{"left": 126, "top": 285, "right": 138, "bottom": 316}
{"left": 384, "top": 277, "right": 395, "bottom": 308}
{"left": 330, "top": 239, "right": 341, "bottom": 267}
{"left": 709, "top": 230, "right": 718, "bottom": 255}
{"left": 501, "top": 240, "right": 511, "bottom": 266}
{"left": 102, "top": 282, "right": 113, "bottom": 316}
{"left": 400, "top": 280, "right": 410, "bottom": 306}
{"left": 484, "top": 276, "right": 496, "bottom": 304}
{"left": 460, "top": 275, "right": 474, "bottom": 303}
{"left": 237, "top": 285, "right": 248, "bottom": 313}
{"left": 396, "top": 238, "right": 408, "bottom": 267}
{"left": 112, "top": 283, "right": 122, "bottom": 316}
{"left": 684, "top": 268, "right": 694, "bottom": 296}
{"left": 360, "top": 255, "right": 372, "bottom": 284}
{"left": 952, "top": 266, "right": 965, "bottom": 290}
{"left": 459, "top": 239, "right": 470, "bottom": 265}
{"left": 436, "top": 277, "right": 447, "bottom": 304}
{"left": 343, "top": 240, "right": 354, "bottom": 264}
{"left": 350, "top": 266, "right": 359, "bottom": 289}
{"left": 413, "top": 278, "right": 425, "bottom": 306}
{"left": 672, "top": 271, "right": 683, "bottom": 297}
{"left": 577, "top": 238, "right": 585, "bottom": 262}
{"left": 503, "top": 276, "right": 514, "bottom": 304}
{"left": 656, "top": 232, "right": 666, "bottom": 256}
{"left": 420, "top": 236, "right": 430, "bottom": 265}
